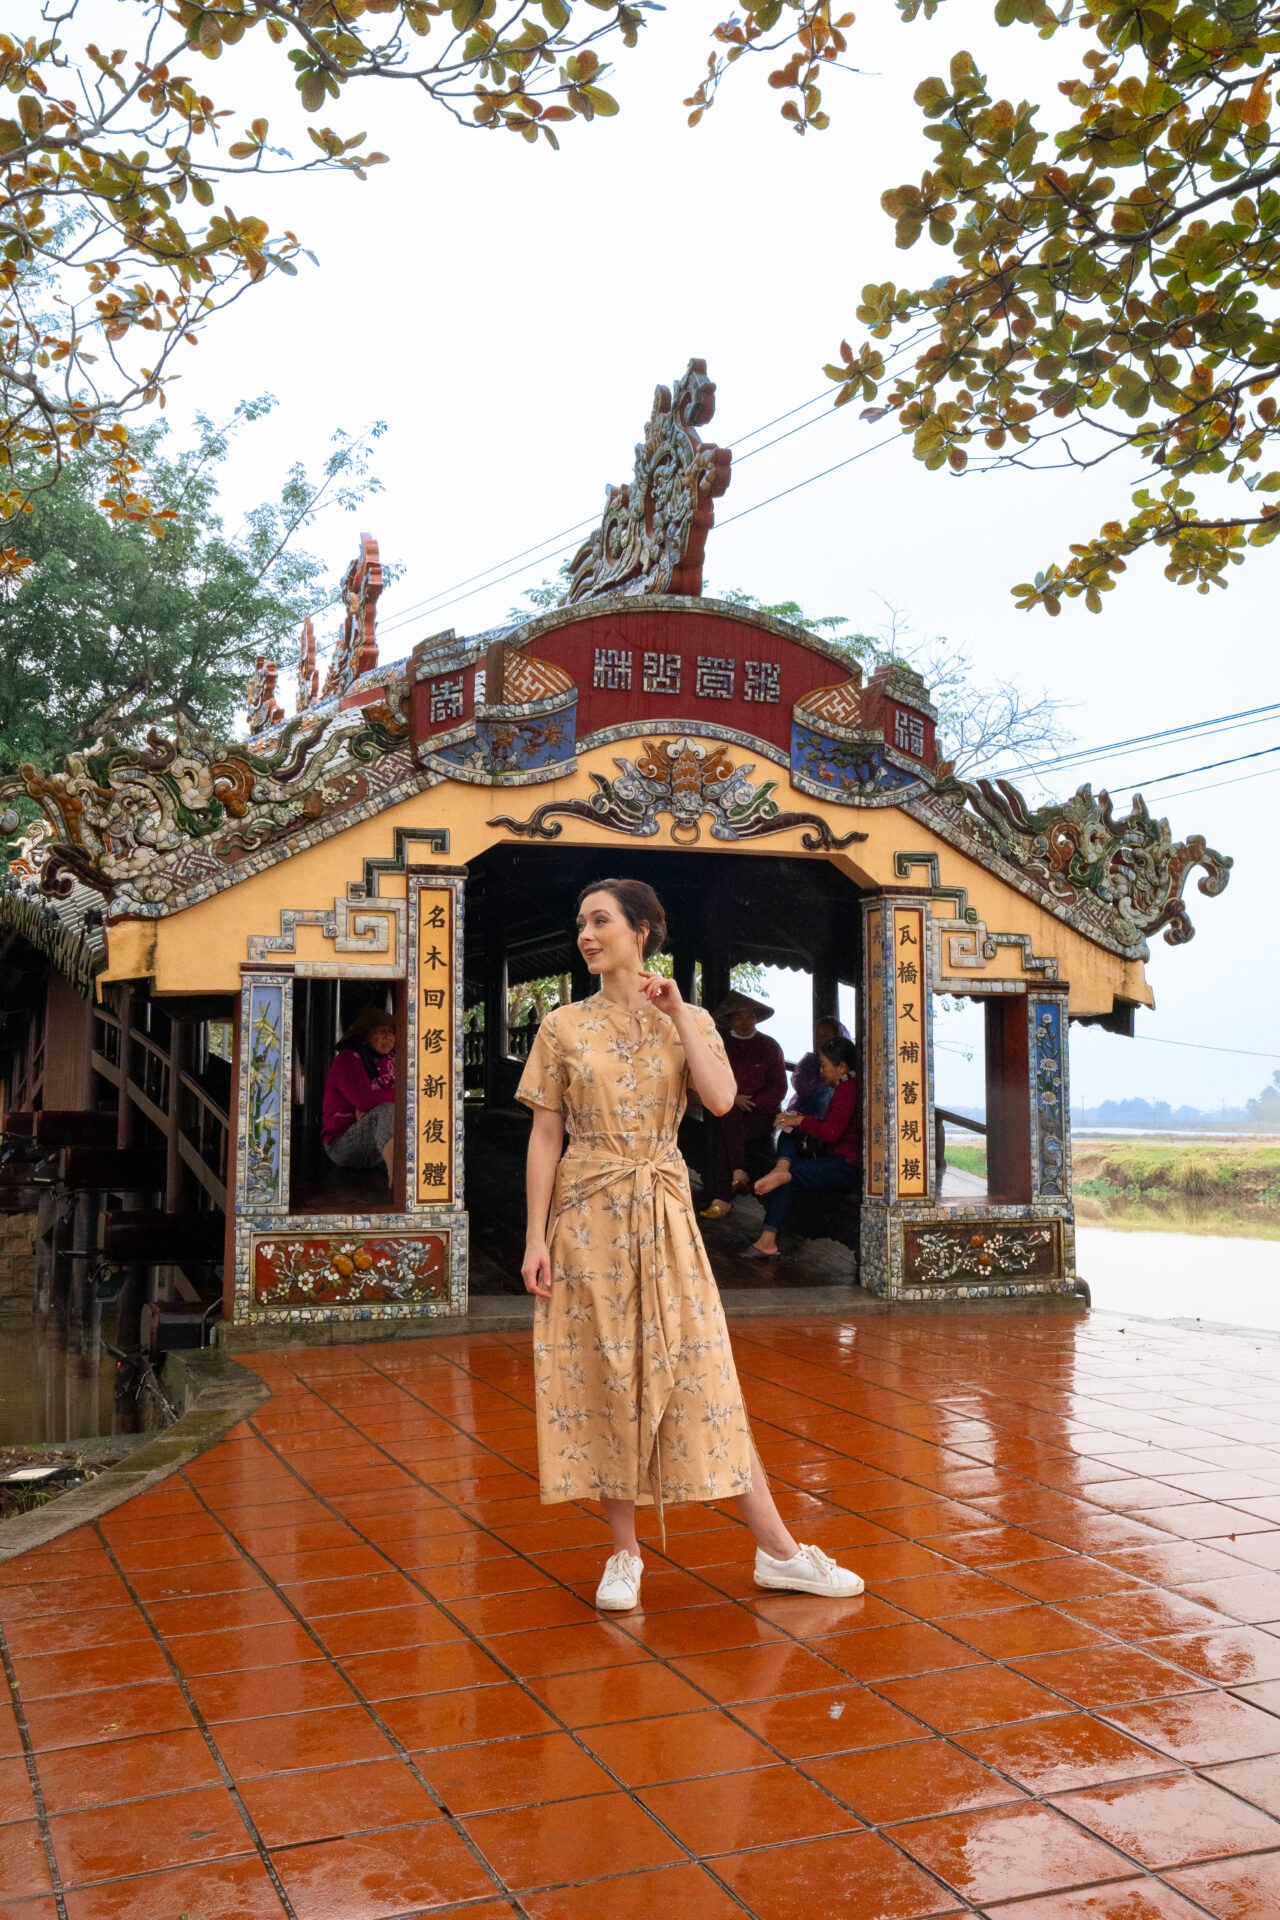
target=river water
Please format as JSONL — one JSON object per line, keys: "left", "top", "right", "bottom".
{"left": 0, "top": 1304, "right": 121, "bottom": 1446}
{"left": 1078, "top": 1227, "right": 1280, "bottom": 1335}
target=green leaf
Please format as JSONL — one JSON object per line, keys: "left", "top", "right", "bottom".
{"left": 581, "top": 84, "right": 619, "bottom": 115}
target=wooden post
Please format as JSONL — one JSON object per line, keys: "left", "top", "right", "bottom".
{"left": 482, "top": 882, "right": 509, "bottom": 1106}
{"left": 221, "top": 1007, "right": 241, "bottom": 1330}
{"left": 116, "top": 986, "right": 135, "bottom": 1149}
{"left": 164, "top": 1016, "right": 187, "bottom": 1213}
{"left": 700, "top": 866, "right": 731, "bottom": 1022}
{"left": 812, "top": 968, "right": 839, "bottom": 1034}
{"left": 984, "top": 997, "right": 1033, "bottom": 1204}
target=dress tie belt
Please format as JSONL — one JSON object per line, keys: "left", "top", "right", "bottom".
{"left": 556, "top": 1142, "right": 690, "bottom": 1536}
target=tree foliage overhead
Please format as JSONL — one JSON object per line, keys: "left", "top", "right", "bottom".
{"left": 815, "top": 0, "right": 1280, "bottom": 611}
{"left": 0, "top": 0, "right": 664, "bottom": 565}
{"left": 8, "top": 0, "right": 1280, "bottom": 613}
{"left": 0, "top": 394, "right": 381, "bottom": 770}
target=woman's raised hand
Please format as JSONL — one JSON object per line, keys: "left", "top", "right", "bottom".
{"left": 638, "top": 971, "right": 683, "bottom": 1015}
{"left": 522, "top": 1239, "right": 553, "bottom": 1299}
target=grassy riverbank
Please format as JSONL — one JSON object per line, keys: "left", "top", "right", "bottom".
{"left": 1075, "top": 1138, "right": 1279, "bottom": 1203}
{"left": 944, "top": 1136, "right": 1280, "bottom": 1240}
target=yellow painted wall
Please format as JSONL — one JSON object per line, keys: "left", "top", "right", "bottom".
{"left": 101, "top": 745, "right": 1153, "bottom": 1016}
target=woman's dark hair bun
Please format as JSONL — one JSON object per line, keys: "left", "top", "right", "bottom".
{"left": 576, "top": 878, "right": 668, "bottom": 961}
{"left": 820, "top": 1037, "right": 858, "bottom": 1073}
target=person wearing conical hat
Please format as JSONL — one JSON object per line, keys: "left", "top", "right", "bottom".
{"left": 699, "top": 990, "right": 788, "bottom": 1221}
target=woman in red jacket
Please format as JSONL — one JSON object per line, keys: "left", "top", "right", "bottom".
{"left": 746, "top": 1038, "right": 860, "bottom": 1258}
{"left": 321, "top": 1006, "right": 397, "bottom": 1183}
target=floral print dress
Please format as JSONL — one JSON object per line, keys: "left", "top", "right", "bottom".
{"left": 517, "top": 993, "right": 754, "bottom": 1518}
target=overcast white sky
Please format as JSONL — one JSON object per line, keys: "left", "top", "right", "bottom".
{"left": 131, "top": 1, "right": 1277, "bottom": 1112}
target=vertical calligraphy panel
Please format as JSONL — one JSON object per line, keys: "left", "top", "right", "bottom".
{"left": 413, "top": 884, "right": 456, "bottom": 1207}
{"left": 892, "top": 907, "right": 928, "bottom": 1198}
{"left": 864, "top": 907, "right": 886, "bottom": 1197}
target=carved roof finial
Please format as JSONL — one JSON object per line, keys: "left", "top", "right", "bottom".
{"left": 297, "top": 617, "right": 319, "bottom": 715}
{"left": 246, "top": 655, "right": 283, "bottom": 737}
{"left": 322, "top": 532, "right": 383, "bottom": 700}
{"left": 561, "top": 359, "right": 732, "bottom": 606}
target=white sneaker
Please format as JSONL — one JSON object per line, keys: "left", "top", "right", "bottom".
{"left": 595, "top": 1550, "right": 643, "bottom": 1612}
{"left": 754, "top": 1542, "right": 864, "bottom": 1598}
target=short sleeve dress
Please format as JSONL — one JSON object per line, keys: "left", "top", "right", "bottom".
{"left": 517, "top": 994, "right": 754, "bottom": 1517}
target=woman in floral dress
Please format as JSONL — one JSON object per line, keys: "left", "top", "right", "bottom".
{"left": 518, "top": 877, "right": 863, "bottom": 1613}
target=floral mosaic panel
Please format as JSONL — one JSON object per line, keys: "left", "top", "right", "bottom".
{"left": 436, "top": 711, "right": 576, "bottom": 783}
{"left": 1030, "top": 996, "right": 1068, "bottom": 1198}
{"left": 791, "top": 724, "right": 925, "bottom": 803}
{"left": 253, "top": 1232, "right": 449, "bottom": 1307}
{"left": 902, "top": 1218, "right": 1062, "bottom": 1288}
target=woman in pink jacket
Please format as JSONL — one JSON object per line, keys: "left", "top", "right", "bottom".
{"left": 321, "top": 1006, "right": 397, "bottom": 1183}
{"left": 746, "top": 1037, "right": 860, "bottom": 1259}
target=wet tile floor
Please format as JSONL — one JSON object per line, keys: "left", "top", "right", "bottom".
{"left": 6, "top": 1311, "right": 1280, "bottom": 1917}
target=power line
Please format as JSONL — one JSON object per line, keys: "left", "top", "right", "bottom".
{"left": 988, "top": 701, "right": 1280, "bottom": 782}
{"left": 717, "top": 434, "right": 901, "bottom": 530}
{"left": 377, "top": 384, "right": 844, "bottom": 641}
{"left": 1157, "top": 762, "right": 1280, "bottom": 803}
{"left": 381, "top": 533, "right": 587, "bottom": 632}
{"left": 1054, "top": 711, "right": 1280, "bottom": 768}
{"left": 1118, "top": 739, "right": 1280, "bottom": 790}
{"left": 379, "top": 423, "right": 902, "bottom": 639}
{"left": 376, "top": 518, "right": 594, "bottom": 639}
{"left": 1123, "top": 1035, "right": 1280, "bottom": 1061}
{"left": 734, "top": 397, "right": 847, "bottom": 468}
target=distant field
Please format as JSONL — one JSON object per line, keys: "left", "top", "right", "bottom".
{"left": 942, "top": 1135, "right": 1280, "bottom": 1239}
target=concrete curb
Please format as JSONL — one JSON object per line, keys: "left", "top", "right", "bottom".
{"left": 0, "top": 1348, "right": 270, "bottom": 1564}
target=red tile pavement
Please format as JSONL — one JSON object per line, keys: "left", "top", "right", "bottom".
{"left": 5, "top": 1311, "right": 1280, "bottom": 1915}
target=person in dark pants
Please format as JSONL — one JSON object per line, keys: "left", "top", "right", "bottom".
{"left": 745, "top": 1038, "right": 860, "bottom": 1258}
{"left": 700, "top": 991, "right": 788, "bottom": 1221}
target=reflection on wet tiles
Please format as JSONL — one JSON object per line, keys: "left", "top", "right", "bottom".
{"left": 8, "top": 1312, "right": 1280, "bottom": 1914}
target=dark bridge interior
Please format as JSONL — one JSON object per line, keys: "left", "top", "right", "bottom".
{"left": 462, "top": 844, "right": 865, "bottom": 1295}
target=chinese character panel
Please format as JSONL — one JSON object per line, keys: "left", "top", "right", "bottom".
{"left": 592, "top": 647, "right": 633, "bottom": 691}
{"left": 893, "top": 907, "right": 929, "bottom": 1197}
{"left": 413, "top": 883, "right": 457, "bottom": 1207}
{"left": 865, "top": 907, "right": 887, "bottom": 1197}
